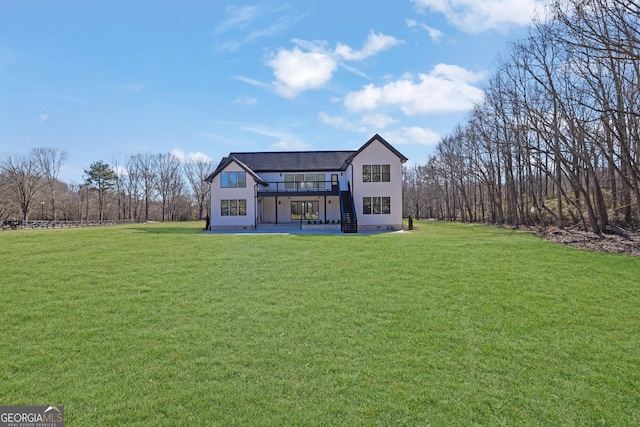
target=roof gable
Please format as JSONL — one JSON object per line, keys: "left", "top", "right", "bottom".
{"left": 204, "top": 156, "right": 264, "bottom": 183}
{"left": 349, "top": 134, "right": 408, "bottom": 163}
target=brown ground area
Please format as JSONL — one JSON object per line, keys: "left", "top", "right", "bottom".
{"left": 530, "top": 226, "right": 640, "bottom": 256}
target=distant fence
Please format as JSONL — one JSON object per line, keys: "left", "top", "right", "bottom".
{"left": 1, "top": 219, "right": 138, "bottom": 230}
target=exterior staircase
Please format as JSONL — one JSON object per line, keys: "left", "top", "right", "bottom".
{"left": 339, "top": 186, "right": 358, "bottom": 233}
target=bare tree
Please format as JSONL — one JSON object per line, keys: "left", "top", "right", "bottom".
{"left": 133, "top": 153, "right": 157, "bottom": 222}
{"left": 0, "top": 151, "right": 44, "bottom": 222}
{"left": 125, "top": 155, "right": 142, "bottom": 221}
{"left": 33, "top": 147, "right": 68, "bottom": 221}
{"left": 154, "top": 153, "right": 183, "bottom": 221}
{"left": 0, "top": 171, "right": 13, "bottom": 220}
{"left": 183, "top": 157, "right": 214, "bottom": 220}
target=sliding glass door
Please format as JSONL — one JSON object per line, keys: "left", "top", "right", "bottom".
{"left": 291, "top": 201, "right": 319, "bottom": 220}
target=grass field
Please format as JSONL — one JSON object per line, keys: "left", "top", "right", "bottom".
{"left": 1, "top": 221, "right": 639, "bottom": 426}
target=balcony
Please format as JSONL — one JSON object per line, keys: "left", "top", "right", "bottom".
{"left": 257, "top": 181, "right": 339, "bottom": 197}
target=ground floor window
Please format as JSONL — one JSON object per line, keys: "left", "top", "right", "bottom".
{"left": 221, "top": 199, "right": 247, "bottom": 216}
{"left": 291, "top": 201, "right": 319, "bottom": 220}
{"left": 363, "top": 197, "right": 391, "bottom": 215}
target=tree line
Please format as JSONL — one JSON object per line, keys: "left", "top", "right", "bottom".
{"left": 0, "top": 148, "right": 214, "bottom": 223}
{"left": 403, "top": 0, "right": 640, "bottom": 235}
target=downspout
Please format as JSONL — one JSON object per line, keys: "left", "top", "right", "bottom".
{"left": 349, "top": 163, "right": 354, "bottom": 196}
{"left": 349, "top": 163, "right": 357, "bottom": 232}
{"left": 254, "top": 183, "right": 258, "bottom": 229}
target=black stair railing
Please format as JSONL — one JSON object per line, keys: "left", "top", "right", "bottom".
{"left": 339, "top": 182, "right": 358, "bottom": 233}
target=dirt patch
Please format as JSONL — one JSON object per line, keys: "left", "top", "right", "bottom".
{"left": 532, "top": 226, "right": 640, "bottom": 256}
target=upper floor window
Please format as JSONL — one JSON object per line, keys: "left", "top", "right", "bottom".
{"left": 363, "top": 164, "right": 390, "bottom": 182}
{"left": 220, "top": 171, "right": 246, "bottom": 188}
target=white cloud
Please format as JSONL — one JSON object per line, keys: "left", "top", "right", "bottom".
{"left": 37, "top": 114, "right": 48, "bottom": 122}
{"left": 318, "top": 112, "right": 367, "bottom": 132}
{"left": 241, "top": 124, "right": 294, "bottom": 140}
{"left": 335, "top": 32, "right": 403, "bottom": 61}
{"left": 343, "top": 64, "right": 485, "bottom": 115}
{"left": 384, "top": 127, "right": 442, "bottom": 146}
{"left": 171, "top": 149, "right": 212, "bottom": 163}
{"left": 270, "top": 139, "right": 313, "bottom": 150}
{"left": 214, "top": 5, "right": 261, "bottom": 34}
{"left": 406, "top": 19, "right": 443, "bottom": 43}
{"left": 267, "top": 46, "right": 338, "bottom": 98}
{"left": 214, "top": 4, "right": 306, "bottom": 51}
{"left": 361, "top": 114, "right": 398, "bottom": 129}
{"left": 234, "top": 95, "right": 257, "bottom": 105}
{"left": 217, "top": 21, "right": 293, "bottom": 51}
{"left": 319, "top": 112, "right": 398, "bottom": 133}
{"left": 232, "top": 75, "right": 270, "bottom": 90}
{"left": 431, "top": 63, "right": 485, "bottom": 82}
{"left": 240, "top": 124, "right": 311, "bottom": 150}
{"left": 339, "top": 62, "right": 370, "bottom": 79}
{"left": 411, "top": 0, "right": 547, "bottom": 33}
{"left": 267, "top": 32, "right": 402, "bottom": 98}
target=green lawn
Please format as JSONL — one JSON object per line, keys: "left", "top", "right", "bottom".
{"left": 1, "top": 221, "right": 639, "bottom": 426}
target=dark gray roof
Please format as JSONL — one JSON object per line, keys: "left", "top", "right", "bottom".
{"left": 205, "top": 151, "right": 356, "bottom": 182}
{"left": 226, "top": 150, "right": 355, "bottom": 172}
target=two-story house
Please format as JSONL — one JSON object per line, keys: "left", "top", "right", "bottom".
{"left": 205, "top": 134, "right": 407, "bottom": 233}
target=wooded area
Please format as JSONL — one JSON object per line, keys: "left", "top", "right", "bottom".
{"left": 0, "top": 148, "right": 213, "bottom": 223}
{"left": 403, "top": 0, "right": 640, "bottom": 235}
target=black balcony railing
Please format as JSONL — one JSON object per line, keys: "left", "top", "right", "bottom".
{"left": 258, "top": 181, "right": 338, "bottom": 194}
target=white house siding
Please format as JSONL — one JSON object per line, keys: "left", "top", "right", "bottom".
{"left": 210, "top": 162, "right": 257, "bottom": 229}
{"left": 349, "top": 138, "right": 404, "bottom": 230}
{"left": 259, "top": 197, "right": 276, "bottom": 223}
{"left": 326, "top": 196, "right": 341, "bottom": 222}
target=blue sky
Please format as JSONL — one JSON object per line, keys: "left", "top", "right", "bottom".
{"left": 0, "top": 0, "right": 549, "bottom": 183}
